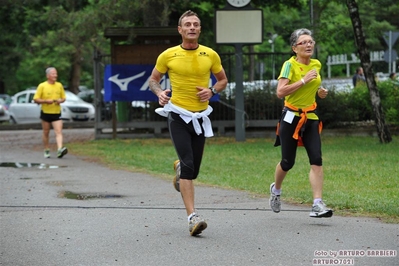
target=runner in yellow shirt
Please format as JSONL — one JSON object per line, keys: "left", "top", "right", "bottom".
{"left": 33, "top": 67, "right": 68, "bottom": 158}
{"left": 270, "top": 28, "right": 332, "bottom": 218}
{"left": 149, "top": 10, "right": 228, "bottom": 236}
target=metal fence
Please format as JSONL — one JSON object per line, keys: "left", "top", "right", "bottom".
{"left": 93, "top": 51, "right": 291, "bottom": 138}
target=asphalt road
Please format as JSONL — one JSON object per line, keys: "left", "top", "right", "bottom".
{"left": 0, "top": 129, "right": 398, "bottom": 266}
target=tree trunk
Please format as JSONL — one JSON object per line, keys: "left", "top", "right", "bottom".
{"left": 0, "top": 80, "right": 5, "bottom": 94}
{"left": 68, "top": 49, "right": 82, "bottom": 94}
{"left": 346, "top": 0, "right": 392, "bottom": 143}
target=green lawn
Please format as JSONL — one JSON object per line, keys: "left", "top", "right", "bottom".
{"left": 68, "top": 136, "right": 399, "bottom": 223}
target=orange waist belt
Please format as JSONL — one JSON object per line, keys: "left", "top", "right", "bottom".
{"left": 276, "top": 101, "right": 322, "bottom": 146}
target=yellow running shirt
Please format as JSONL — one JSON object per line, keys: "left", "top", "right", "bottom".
{"left": 278, "top": 56, "right": 322, "bottom": 120}
{"left": 155, "top": 44, "right": 223, "bottom": 112}
{"left": 34, "top": 81, "right": 66, "bottom": 114}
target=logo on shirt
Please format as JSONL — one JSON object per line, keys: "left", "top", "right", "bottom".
{"left": 173, "top": 53, "right": 184, "bottom": 57}
{"left": 199, "top": 51, "right": 209, "bottom": 57}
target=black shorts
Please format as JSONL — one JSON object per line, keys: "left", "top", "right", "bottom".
{"left": 168, "top": 112, "right": 206, "bottom": 180}
{"left": 40, "top": 111, "right": 62, "bottom": 123}
{"left": 277, "top": 111, "right": 322, "bottom": 170}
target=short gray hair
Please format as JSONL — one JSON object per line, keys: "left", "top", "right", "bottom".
{"left": 178, "top": 10, "right": 200, "bottom": 26}
{"left": 290, "top": 28, "right": 313, "bottom": 46}
{"left": 45, "top": 67, "right": 56, "bottom": 75}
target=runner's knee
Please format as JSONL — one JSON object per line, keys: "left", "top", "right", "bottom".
{"left": 309, "top": 156, "right": 322, "bottom": 166}
{"left": 180, "top": 160, "right": 199, "bottom": 180}
{"left": 280, "top": 159, "right": 294, "bottom": 172}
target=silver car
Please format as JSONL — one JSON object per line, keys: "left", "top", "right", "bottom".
{"left": 0, "top": 98, "right": 10, "bottom": 123}
{"left": 8, "top": 89, "right": 95, "bottom": 124}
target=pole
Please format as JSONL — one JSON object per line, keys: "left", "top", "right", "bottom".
{"left": 235, "top": 44, "right": 245, "bottom": 142}
{"left": 93, "top": 50, "right": 102, "bottom": 139}
{"left": 389, "top": 31, "right": 392, "bottom": 74}
{"left": 271, "top": 42, "right": 275, "bottom": 80}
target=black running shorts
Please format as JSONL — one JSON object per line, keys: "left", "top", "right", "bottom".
{"left": 40, "top": 111, "right": 62, "bottom": 123}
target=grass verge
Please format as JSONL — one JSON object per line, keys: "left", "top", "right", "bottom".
{"left": 68, "top": 136, "right": 399, "bottom": 223}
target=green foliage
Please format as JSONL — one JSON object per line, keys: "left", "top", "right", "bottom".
{"left": 378, "top": 80, "right": 399, "bottom": 123}
{"left": 2, "top": 0, "right": 398, "bottom": 97}
{"left": 347, "top": 85, "right": 374, "bottom": 121}
{"left": 317, "top": 81, "right": 399, "bottom": 127}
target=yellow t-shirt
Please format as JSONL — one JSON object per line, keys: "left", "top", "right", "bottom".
{"left": 33, "top": 81, "right": 66, "bottom": 114}
{"left": 155, "top": 44, "right": 223, "bottom": 111}
{"left": 278, "top": 56, "right": 322, "bottom": 120}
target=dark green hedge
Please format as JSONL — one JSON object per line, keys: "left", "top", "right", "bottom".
{"left": 317, "top": 80, "right": 399, "bottom": 128}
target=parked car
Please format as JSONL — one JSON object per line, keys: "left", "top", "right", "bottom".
{"left": 0, "top": 98, "right": 10, "bottom": 123}
{"left": 0, "top": 94, "right": 12, "bottom": 110}
{"left": 77, "top": 89, "right": 112, "bottom": 121}
{"left": 224, "top": 80, "right": 278, "bottom": 99}
{"left": 8, "top": 89, "right": 95, "bottom": 124}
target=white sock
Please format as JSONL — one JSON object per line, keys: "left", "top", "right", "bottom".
{"left": 188, "top": 212, "right": 196, "bottom": 221}
{"left": 313, "top": 198, "right": 322, "bottom": 205}
{"left": 273, "top": 187, "right": 281, "bottom": 196}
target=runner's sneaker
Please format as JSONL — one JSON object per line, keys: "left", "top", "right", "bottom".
{"left": 57, "top": 147, "right": 68, "bottom": 158}
{"left": 173, "top": 160, "right": 180, "bottom": 192}
{"left": 269, "top": 182, "right": 281, "bottom": 213}
{"left": 188, "top": 213, "right": 207, "bottom": 236}
{"left": 310, "top": 201, "right": 333, "bottom": 218}
{"left": 44, "top": 149, "right": 50, "bottom": 158}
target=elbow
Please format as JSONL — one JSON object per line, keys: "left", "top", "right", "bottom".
{"left": 276, "top": 91, "right": 284, "bottom": 99}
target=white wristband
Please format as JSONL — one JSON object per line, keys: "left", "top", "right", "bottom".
{"left": 301, "top": 78, "right": 305, "bottom": 85}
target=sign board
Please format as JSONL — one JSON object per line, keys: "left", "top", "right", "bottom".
{"left": 215, "top": 9, "right": 263, "bottom": 44}
{"left": 103, "top": 65, "right": 218, "bottom": 102}
{"left": 383, "top": 31, "right": 399, "bottom": 47}
{"left": 384, "top": 49, "right": 398, "bottom": 63}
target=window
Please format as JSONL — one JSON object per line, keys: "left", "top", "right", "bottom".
{"left": 17, "top": 93, "right": 27, "bottom": 103}
{"left": 28, "top": 93, "right": 34, "bottom": 103}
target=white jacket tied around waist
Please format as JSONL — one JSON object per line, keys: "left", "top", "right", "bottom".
{"left": 155, "top": 101, "right": 214, "bottom": 137}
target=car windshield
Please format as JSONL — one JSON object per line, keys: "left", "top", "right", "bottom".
{"left": 65, "top": 91, "right": 85, "bottom": 103}
{"left": 0, "top": 94, "right": 11, "bottom": 104}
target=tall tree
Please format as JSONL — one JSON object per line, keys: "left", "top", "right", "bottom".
{"left": 346, "top": 0, "right": 392, "bottom": 143}
{"left": 0, "top": 2, "right": 28, "bottom": 94}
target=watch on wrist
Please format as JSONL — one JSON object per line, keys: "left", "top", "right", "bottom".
{"left": 209, "top": 87, "right": 218, "bottom": 95}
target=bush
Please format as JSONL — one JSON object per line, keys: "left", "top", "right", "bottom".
{"left": 317, "top": 81, "right": 398, "bottom": 128}
{"left": 378, "top": 80, "right": 399, "bottom": 124}
{"left": 141, "top": 80, "right": 399, "bottom": 128}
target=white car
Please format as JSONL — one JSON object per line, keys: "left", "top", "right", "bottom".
{"left": 8, "top": 89, "right": 95, "bottom": 124}
{"left": 0, "top": 98, "right": 10, "bottom": 123}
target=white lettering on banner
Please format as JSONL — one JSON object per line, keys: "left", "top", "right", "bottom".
{"left": 370, "top": 51, "right": 384, "bottom": 61}
{"left": 108, "top": 68, "right": 214, "bottom": 93}
{"left": 108, "top": 71, "right": 146, "bottom": 91}
{"left": 326, "top": 50, "right": 394, "bottom": 78}
{"left": 326, "top": 50, "right": 391, "bottom": 66}
{"left": 351, "top": 53, "right": 358, "bottom": 62}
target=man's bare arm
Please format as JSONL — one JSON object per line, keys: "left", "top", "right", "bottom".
{"left": 149, "top": 68, "right": 170, "bottom": 106}
{"left": 149, "top": 79, "right": 163, "bottom": 96}
{"left": 149, "top": 68, "right": 164, "bottom": 96}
